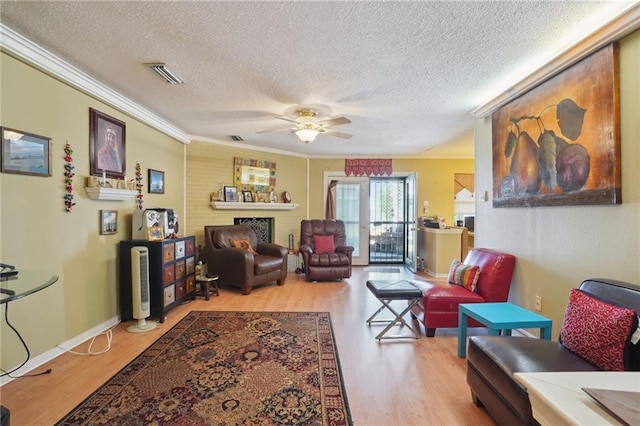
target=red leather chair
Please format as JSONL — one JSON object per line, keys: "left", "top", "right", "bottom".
{"left": 410, "top": 248, "right": 516, "bottom": 337}
{"left": 299, "top": 219, "right": 354, "bottom": 281}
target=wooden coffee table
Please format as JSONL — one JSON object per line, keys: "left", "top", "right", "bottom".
{"left": 458, "top": 302, "right": 552, "bottom": 357}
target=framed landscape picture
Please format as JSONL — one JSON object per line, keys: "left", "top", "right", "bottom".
{"left": 100, "top": 210, "right": 117, "bottom": 235}
{"left": 1, "top": 127, "right": 52, "bottom": 177}
{"left": 148, "top": 169, "right": 165, "bottom": 194}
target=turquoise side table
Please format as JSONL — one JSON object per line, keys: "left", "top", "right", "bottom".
{"left": 458, "top": 302, "right": 552, "bottom": 357}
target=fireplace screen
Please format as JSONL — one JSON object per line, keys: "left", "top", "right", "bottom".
{"left": 234, "top": 217, "right": 274, "bottom": 244}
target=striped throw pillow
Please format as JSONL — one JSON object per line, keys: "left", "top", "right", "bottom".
{"left": 448, "top": 259, "right": 480, "bottom": 291}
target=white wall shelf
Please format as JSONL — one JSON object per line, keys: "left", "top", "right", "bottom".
{"left": 85, "top": 187, "right": 137, "bottom": 201}
{"left": 210, "top": 201, "right": 298, "bottom": 211}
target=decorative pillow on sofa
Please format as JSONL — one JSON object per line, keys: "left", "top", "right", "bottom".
{"left": 560, "top": 288, "right": 637, "bottom": 371}
{"left": 448, "top": 259, "right": 480, "bottom": 291}
{"left": 313, "top": 235, "right": 335, "bottom": 254}
{"left": 229, "top": 238, "right": 257, "bottom": 254}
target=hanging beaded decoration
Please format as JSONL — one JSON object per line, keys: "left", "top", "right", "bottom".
{"left": 63, "top": 142, "right": 76, "bottom": 212}
{"left": 135, "top": 161, "right": 144, "bottom": 210}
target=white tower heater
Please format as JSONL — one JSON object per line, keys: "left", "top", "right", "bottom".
{"left": 127, "top": 246, "right": 157, "bottom": 333}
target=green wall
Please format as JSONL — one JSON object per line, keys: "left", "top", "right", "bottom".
{"left": 0, "top": 53, "right": 185, "bottom": 370}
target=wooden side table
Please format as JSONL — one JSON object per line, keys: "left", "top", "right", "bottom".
{"left": 195, "top": 275, "right": 219, "bottom": 300}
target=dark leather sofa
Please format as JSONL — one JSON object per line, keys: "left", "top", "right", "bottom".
{"left": 299, "top": 219, "right": 354, "bottom": 281}
{"left": 466, "top": 278, "right": 640, "bottom": 426}
{"left": 203, "top": 225, "right": 288, "bottom": 295}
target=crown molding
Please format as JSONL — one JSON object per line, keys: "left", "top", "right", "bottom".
{"left": 471, "top": 3, "right": 640, "bottom": 118}
{"left": 0, "top": 24, "right": 191, "bottom": 144}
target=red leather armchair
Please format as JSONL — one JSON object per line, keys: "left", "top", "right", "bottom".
{"left": 411, "top": 248, "right": 516, "bottom": 337}
{"left": 299, "top": 219, "right": 354, "bottom": 281}
{"left": 204, "top": 225, "right": 288, "bottom": 295}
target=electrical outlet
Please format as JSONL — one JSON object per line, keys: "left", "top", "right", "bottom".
{"left": 535, "top": 295, "right": 542, "bottom": 312}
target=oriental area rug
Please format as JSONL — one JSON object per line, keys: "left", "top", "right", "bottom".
{"left": 57, "top": 311, "right": 352, "bottom": 426}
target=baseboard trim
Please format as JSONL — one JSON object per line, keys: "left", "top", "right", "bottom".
{"left": 513, "top": 328, "right": 535, "bottom": 338}
{"left": 0, "top": 316, "right": 119, "bottom": 387}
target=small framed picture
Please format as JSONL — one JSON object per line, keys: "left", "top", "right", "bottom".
{"left": 282, "top": 191, "right": 292, "bottom": 203}
{"left": 242, "top": 191, "right": 254, "bottom": 202}
{"left": 148, "top": 169, "right": 165, "bottom": 194}
{"left": 100, "top": 210, "right": 117, "bottom": 235}
{"left": 1, "top": 127, "right": 52, "bottom": 177}
{"left": 147, "top": 226, "right": 164, "bottom": 241}
{"left": 224, "top": 186, "right": 238, "bottom": 202}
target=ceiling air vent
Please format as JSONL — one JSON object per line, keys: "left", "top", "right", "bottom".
{"left": 229, "top": 135, "right": 244, "bottom": 142}
{"left": 144, "top": 63, "right": 184, "bottom": 84}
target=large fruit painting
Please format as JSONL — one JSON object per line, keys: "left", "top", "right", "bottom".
{"left": 492, "top": 43, "right": 621, "bottom": 208}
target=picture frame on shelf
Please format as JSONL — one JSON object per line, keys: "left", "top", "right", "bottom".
{"left": 147, "top": 226, "right": 164, "bottom": 241}
{"left": 282, "top": 191, "right": 292, "bottom": 203}
{"left": 148, "top": 169, "right": 165, "bottom": 194}
{"left": 224, "top": 186, "right": 238, "bottom": 202}
{"left": 89, "top": 108, "right": 126, "bottom": 179}
{"left": 100, "top": 210, "right": 117, "bottom": 235}
{"left": 1, "top": 127, "right": 52, "bottom": 177}
{"left": 242, "top": 191, "right": 253, "bottom": 202}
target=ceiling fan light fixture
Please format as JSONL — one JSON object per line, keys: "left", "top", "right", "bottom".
{"left": 296, "top": 127, "right": 319, "bottom": 144}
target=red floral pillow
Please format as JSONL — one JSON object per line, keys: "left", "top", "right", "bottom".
{"left": 560, "top": 288, "right": 637, "bottom": 371}
{"left": 313, "top": 235, "right": 335, "bottom": 254}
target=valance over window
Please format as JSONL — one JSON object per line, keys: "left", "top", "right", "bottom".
{"left": 345, "top": 159, "right": 392, "bottom": 176}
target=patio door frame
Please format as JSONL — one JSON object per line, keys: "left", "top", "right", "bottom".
{"left": 323, "top": 171, "right": 411, "bottom": 266}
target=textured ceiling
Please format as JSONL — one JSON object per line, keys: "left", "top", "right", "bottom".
{"left": 0, "top": 1, "right": 635, "bottom": 158}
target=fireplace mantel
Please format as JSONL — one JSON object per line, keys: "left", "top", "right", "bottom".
{"left": 210, "top": 201, "right": 298, "bottom": 211}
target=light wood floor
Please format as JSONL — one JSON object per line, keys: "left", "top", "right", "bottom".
{"left": 1, "top": 266, "right": 495, "bottom": 425}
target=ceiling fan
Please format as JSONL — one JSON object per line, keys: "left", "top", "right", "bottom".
{"left": 257, "top": 109, "right": 352, "bottom": 144}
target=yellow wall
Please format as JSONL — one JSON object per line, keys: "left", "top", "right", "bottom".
{"left": 185, "top": 142, "right": 308, "bottom": 249}
{"left": 473, "top": 32, "right": 640, "bottom": 337}
{"left": 308, "top": 158, "right": 475, "bottom": 223}
{"left": 0, "top": 53, "right": 184, "bottom": 370}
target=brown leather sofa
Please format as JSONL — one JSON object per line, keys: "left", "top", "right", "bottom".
{"left": 411, "top": 248, "right": 516, "bottom": 337}
{"left": 203, "top": 225, "right": 288, "bottom": 295}
{"left": 299, "top": 219, "right": 354, "bottom": 281}
{"left": 467, "top": 278, "right": 640, "bottom": 426}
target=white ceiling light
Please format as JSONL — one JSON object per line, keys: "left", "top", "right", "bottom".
{"left": 144, "top": 63, "right": 184, "bottom": 84}
{"left": 295, "top": 126, "right": 320, "bottom": 144}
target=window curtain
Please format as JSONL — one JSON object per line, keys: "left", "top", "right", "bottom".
{"left": 345, "top": 159, "right": 392, "bottom": 176}
{"left": 325, "top": 179, "right": 338, "bottom": 219}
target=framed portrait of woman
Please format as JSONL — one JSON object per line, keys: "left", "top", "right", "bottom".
{"left": 89, "top": 108, "right": 126, "bottom": 179}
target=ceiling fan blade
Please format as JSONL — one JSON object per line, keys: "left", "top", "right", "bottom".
{"left": 256, "top": 126, "right": 293, "bottom": 134}
{"left": 319, "top": 117, "right": 351, "bottom": 127}
{"left": 274, "top": 116, "right": 298, "bottom": 123}
{"left": 321, "top": 129, "right": 352, "bottom": 139}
